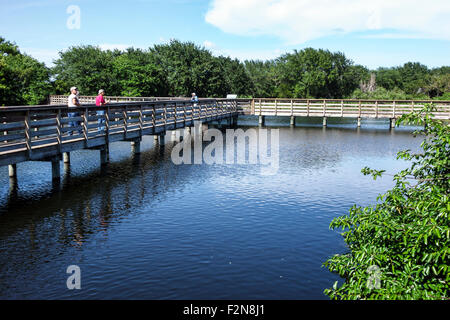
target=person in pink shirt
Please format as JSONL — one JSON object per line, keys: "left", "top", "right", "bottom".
{"left": 96, "top": 89, "right": 108, "bottom": 132}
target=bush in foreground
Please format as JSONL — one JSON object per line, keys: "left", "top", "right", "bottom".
{"left": 324, "top": 104, "right": 449, "bottom": 299}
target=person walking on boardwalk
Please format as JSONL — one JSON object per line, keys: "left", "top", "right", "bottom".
{"left": 191, "top": 92, "right": 199, "bottom": 105}
{"left": 96, "top": 89, "right": 108, "bottom": 132}
{"left": 67, "top": 86, "right": 82, "bottom": 136}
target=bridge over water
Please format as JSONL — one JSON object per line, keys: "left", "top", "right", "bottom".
{"left": 1, "top": 96, "right": 449, "bottom": 185}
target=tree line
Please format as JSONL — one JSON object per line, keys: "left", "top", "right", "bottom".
{"left": 1, "top": 36, "right": 449, "bottom": 106}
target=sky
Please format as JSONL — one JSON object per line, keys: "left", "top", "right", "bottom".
{"left": 0, "top": 0, "right": 449, "bottom": 69}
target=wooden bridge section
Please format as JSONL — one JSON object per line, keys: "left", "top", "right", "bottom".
{"left": 242, "top": 98, "right": 450, "bottom": 126}
{"left": 1, "top": 98, "right": 238, "bottom": 182}
{"left": 2, "top": 95, "right": 450, "bottom": 184}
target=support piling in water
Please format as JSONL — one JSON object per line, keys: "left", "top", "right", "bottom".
{"left": 131, "top": 139, "right": 141, "bottom": 154}
{"left": 323, "top": 117, "right": 327, "bottom": 127}
{"left": 259, "top": 115, "right": 265, "bottom": 127}
{"left": 100, "top": 146, "right": 109, "bottom": 165}
{"left": 8, "top": 164, "right": 17, "bottom": 178}
{"left": 390, "top": 118, "right": 396, "bottom": 129}
{"left": 51, "top": 158, "right": 60, "bottom": 181}
{"left": 63, "top": 152, "right": 70, "bottom": 164}
{"left": 357, "top": 117, "right": 361, "bottom": 128}
{"left": 290, "top": 116, "right": 296, "bottom": 127}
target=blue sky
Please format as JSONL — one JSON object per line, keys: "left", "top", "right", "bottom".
{"left": 0, "top": 0, "right": 449, "bottom": 69}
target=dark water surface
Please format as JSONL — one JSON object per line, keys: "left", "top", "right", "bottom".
{"left": 0, "top": 117, "right": 422, "bottom": 299}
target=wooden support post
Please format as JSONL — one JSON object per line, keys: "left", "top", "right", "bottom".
{"left": 159, "top": 134, "right": 165, "bottom": 145}
{"left": 63, "top": 152, "right": 70, "bottom": 164}
{"left": 51, "top": 158, "right": 60, "bottom": 181}
{"left": 8, "top": 164, "right": 17, "bottom": 178}
{"left": 290, "top": 116, "right": 296, "bottom": 127}
{"left": 25, "top": 110, "right": 32, "bottom": 158}
{"left": 259, "top": 115, "right": 265, "bottom": 127}
{"left": 100, "top": 146, "right": 109, "bottom": 165}
{"left": 357, "top": 117, "right": 361, "bottom": 128}
{"left": 131, "top": 139, "right": 141, "bottom": 154}
{"left": 233, "top": 115, "right": 238, "bottom": 127}
{"left": 323, "top": 117, "right": 327, "bottom": 127}
{"left": 390, "top": 118, "right": 396, "bottom": 129}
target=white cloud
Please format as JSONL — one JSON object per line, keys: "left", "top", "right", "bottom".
{"left": 205, "top": 0, "right": 450, "bottom": 44}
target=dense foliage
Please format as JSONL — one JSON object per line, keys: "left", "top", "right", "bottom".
{"left": 324, "top": 104, "right": 449, "bottom": 299}
{"left": 1, "top": 36, "right": 449, "bottom": 105}
{"left": 0, "top": 37, "right": 52, "bottom": 105}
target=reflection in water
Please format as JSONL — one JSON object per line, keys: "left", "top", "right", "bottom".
{"left": 0, "top": 118, "right": 423, "bottom": 299}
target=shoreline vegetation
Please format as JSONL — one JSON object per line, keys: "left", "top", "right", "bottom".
{"left": 1, "top": 37, "right": 449, "bottom": 107}
{"left": 324, "top": 104, "right": 449, "bottom": 300}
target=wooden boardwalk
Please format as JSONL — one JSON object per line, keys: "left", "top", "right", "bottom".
{"left": 50, "top": 95, "right": 450, "bottom": 122}
{"left": 1, "top": 98, "right": 238, "bottom": 181}
{"left": 241, "top": 98, "right": 450, "bottom": 126}
{"left": 2, "top": 95, "right": 450, "bottom": 183}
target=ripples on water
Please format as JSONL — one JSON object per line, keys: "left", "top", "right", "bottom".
{"left": 0, "top": 117, "right": 422, "bottom": 299}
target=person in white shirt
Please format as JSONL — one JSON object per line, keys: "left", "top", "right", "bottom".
{"left": 67, "top": 86, "right": 82, "bottom": 136}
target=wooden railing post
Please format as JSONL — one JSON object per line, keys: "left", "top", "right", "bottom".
{"left": 163, "top": 103, "right": 167, "bottom": 131}
{"left": 152, "top": 104, "right": 156, "bottom": 132}
{"left": 56, "top": 109, "right": 62, "bottom": 153}
{"left": 139, "top": 104, "right": 143, "bottom": 135}
{"left": 123, "top": 106, "right": 128, "bottom": 136}
{"left": 105, "top": 105, "right": 110, "bottom": 143}
{"left": 83, "top": 107, "right": 89, "bottom": 143}
{"left": 375, "top": 101, "right": 379, "bottom": 118}
{"left": 25, "top": 110, "right": 32, "bottom": 158}
{"left": 174, "top": 103, "right": 177, "bottom": 127}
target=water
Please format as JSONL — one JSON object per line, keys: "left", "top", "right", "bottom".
{"left": 0, "top": 117, "right": 423, "bottom": 299}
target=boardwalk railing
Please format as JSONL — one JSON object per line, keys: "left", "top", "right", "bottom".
{"left": 243, "top": 98, "right": 450, "bottom": 119}
{"left": 49, "top": 95, "right": 183, "bottom": 105}
{"left": 49, "top": 96, "right": 450, "bottom": 119}
{"left": 1, "top": 98, "right": 238, "bottom": 168}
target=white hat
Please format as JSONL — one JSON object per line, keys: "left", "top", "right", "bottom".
{"left": 98, "top": 89, "right": 105, "bottom": 94}
{"left": 70, "top": 86, "right": 78, "bottom": 91}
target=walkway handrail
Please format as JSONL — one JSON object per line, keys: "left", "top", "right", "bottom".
{"left": 0, "top": 98, "right": 239, "bottom": 167}
{"left": 48, "top": 96, "right": 450, "bottom": 119}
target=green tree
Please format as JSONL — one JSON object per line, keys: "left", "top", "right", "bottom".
{"left": 397, "top": 62, "right": 430, "bottom": 95}
{"left": 244, "top": 60, "right": 277, "bottom": 98}
{"left": 219, "top": 56, "right": 253, "bottom": 97}
{"left": 375, "top": 67, "right": 403, "bottom": 92}
{"left": 350, "top": 87, "right": 408, "bottom": 100}
{"left": 275, "top": 48, "right": 357, "bottom": 99}
{"left": 52, "top": 45, "right": 120, "bottom": 96}
{"left": 424, "top": 73, "right": 450, "bottom": 98}
{"left": 112, "top": 48, "right": 168, "bottom": 97}
{"left": 324, "top": 104, "right": 449, "bottom": 300}
{"left": 0, "top": 37, "right": 52, "bottom": 106}
{"left": 149, "top": 40, "right": 228, "bottom": 97}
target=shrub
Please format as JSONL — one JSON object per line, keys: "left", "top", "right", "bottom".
{"left": 323, "top": 104, "right": 449, "bottom": 300}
